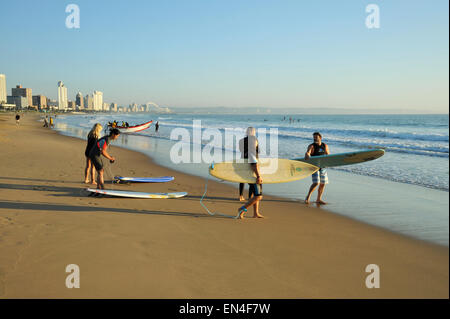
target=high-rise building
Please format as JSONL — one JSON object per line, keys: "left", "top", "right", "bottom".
{"left": 93, "top": 91, "right": 103, "bottom": 111}
{"left": 12, "top": 85, "right": 32, "bottom": 107}
{"left": 110, "top": 103, "right": 118, "bottom": 112}
{"left": 57, "top": 81, "right": 68, "bottom": 110}
{"left": 7, "top": 96, "right": 28, "bottom": 109}
{"left": 68, "top": 101, "right": 76, "bottom": 109}
{"left": 84, "top": 94, "right": 93, "bottom": 110}
{"left": 76, "top": 92, "right": 84, "bottom": 109}
{"left": 32, "top": 95, "right": 47, "bottom": 110}
{"left": 0, "top": 74, "right": 6, "bottom": 104}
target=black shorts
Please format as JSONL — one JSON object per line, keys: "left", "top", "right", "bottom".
{"left": 249, "top": 184, "right": 262, "bottom": 197}
{"left": 90, "top": 156, "right": 103, "bottom": 171}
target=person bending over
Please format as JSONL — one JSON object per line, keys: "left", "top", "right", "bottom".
{"left": 88, "top": 128, "right": 120, "bottom": 190}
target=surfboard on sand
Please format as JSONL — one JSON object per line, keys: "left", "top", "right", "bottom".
{"left": 114, "top": 176, "right": 174, "bottom": 183}
{"left": 209, "top": 158, "right": 319, "bottom": 184}
{"left": 294, "top": 149, "right": 385, "bottom": 168}
{"left": 86, "top": 188, "right": 187, "bottom": 199}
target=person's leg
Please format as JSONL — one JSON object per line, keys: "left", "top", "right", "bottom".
{"left": 239, "top": 183, "right": 245, "bottom": 201}
{"left": 305, "top": 183, "right": 318, "bottom": 203}
{"left": 252, "top": 196, "right": 264, "bottom": 218}
{"left": 305, "top": 170, "right": 320, "bottom": 203}
{"left": 316, "top": 183, "right": 326, "bottom": 204}
{"left": 248, "top": 183, "right": 254, "bottom": 199}
{"left": 316, "top": 169, "right": 328, "bottom": 204}
{"left": 84, "top": 157, "right": 91, "bottom": 183}
{"left": 97, "top": 169, "right": 105, "bottom": 189}
{"left": 90, "top": 165, "right": 97, "bottom": 185}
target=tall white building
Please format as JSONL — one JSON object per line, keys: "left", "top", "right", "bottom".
{"left": 0, "top": 74, "right": 6, "bottom": 104}
{"left": 57, "top": 81, "right": 68, "bottom": 110}
{"left": 93, "top": 91, "right": 103, "bottom": 111}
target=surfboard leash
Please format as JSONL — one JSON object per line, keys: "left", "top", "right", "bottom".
{"left": 200, "top": 164, "right": 239, "bottom": 219}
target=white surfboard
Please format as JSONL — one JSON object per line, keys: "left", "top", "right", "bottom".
{"left": 114, "top": 176, "right": 174, "bottom": 183}
{"left": 209, "top": 158, "right": 319, "bottom": 184}
{"left": 87, "top": 188, "right": 187, "bottom": 199}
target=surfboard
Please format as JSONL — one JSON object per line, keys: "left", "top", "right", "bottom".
{"left": 209, "top": 158, "right": 319, "bottom": 184}
{"left": 86, "top": 188, "right": 187, "bottom": 198}
{"left": 114, "top": 176, "right": 174, "bottom": 183}
{"left": 294, "top": 149, "right": 385, "bottom": 168}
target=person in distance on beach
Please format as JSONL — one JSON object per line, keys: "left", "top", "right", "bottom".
{"left": 237, "top": 127, "right": 264, "bottom": 219}
{"left": 84, "top": 123, "right": 103, "bottom": 184}
{"left": 304, "top": 132, "right": 330, "bottom": 205}
{"left": 15, "top": 114, "right": 20, "bottom": 125}
{"left": 88, "top": 128, "right": 121, "bottom": 190}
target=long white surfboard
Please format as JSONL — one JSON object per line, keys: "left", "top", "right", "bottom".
{"left": 87, "top": 188, "right": 187, "bottom": 199}
{"left": 294, "top": 149, "right": 385, "bottom": 168}
{"left": 114, "top": 176, "right": 174, "bottom": 183}
{"left": 209, "top": 158, "right": 319, "bottom": 184}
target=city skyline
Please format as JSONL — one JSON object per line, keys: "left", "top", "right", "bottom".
{"left": 0, "top": 1, "right": 448, "bottom": 113}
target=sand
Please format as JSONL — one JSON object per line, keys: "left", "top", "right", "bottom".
{"left": 0, "top": 112, "right": 448, "bottom": 298}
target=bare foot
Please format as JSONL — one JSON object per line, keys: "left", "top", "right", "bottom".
{"left": 316, "top": 200, "right": 327, "bottom": 205}
{"left": 239, "top": 196, "right": 245, "bottom": 202}
{"left": 253, "top": 214, "right": 265, "bottom": 218}
{"left": 305, "top": 198, "right": 310, "bottom": 204}
{"left": 84, "top": 180, "right": 90, "bottom": 184}
{"left": 91, "top": 181, "right": 97, "bottom": 185}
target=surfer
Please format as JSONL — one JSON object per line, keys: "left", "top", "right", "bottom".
{"left": 88, "top": 128, "right": 121, "bottom": 190}
{"left": 155, "top": 121, "right": 159, "bottom": 132}
{"left": 237, "top": 127, "right": 264, "bottom": 219}
{"left": 238, "top": 128, "right": 260, "bottom": 202}
{"left": 84, "top": 123, "right": 103, "bottom": 185}
{"left": 304, "top": 132, "right": 330, "bottom": 205}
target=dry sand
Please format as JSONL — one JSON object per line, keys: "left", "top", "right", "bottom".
{"left": 0, "top": 112, "right": 448, "bottom": 298}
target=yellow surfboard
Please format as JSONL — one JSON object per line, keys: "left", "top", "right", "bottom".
{"left": 209, "top": 158, "right": 319, "bottom": 184}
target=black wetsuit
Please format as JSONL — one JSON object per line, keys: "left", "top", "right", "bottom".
{"left": 85, "top": 133, "right": 98, "bottom": 157}
{"left": 88, "top": 136, "right": 111, "bottom": 171}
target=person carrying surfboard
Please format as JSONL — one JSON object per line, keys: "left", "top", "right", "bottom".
{"left": 237, "top": 127, "right": 264, "bottom": 219}
{"left": 88, "top": 128, "right": 121, "bottom": 191}
{"left": 304, "top": 132, "right": 330, "bottom": 204}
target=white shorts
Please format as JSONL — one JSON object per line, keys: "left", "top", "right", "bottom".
{"left": 312, "top": 168, "right": 328, "bottom": 184}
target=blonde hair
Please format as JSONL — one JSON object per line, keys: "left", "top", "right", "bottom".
{"left": 246, "top": 127, "right": 256, "bottom": 137}
{"left": 89, "top": 123, "right": 103, "bottom": 139}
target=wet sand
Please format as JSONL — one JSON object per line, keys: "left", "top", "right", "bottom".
{"left": 0, "top": 112, "right": 448, "bottom": 298}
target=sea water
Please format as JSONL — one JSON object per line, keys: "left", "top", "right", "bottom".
{"left": 52, "top": 113, "right": 449, "bottom": 246}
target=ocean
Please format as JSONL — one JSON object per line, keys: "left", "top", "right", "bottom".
{"left": 52, "top": 112, "right": 449, "bottom": 246}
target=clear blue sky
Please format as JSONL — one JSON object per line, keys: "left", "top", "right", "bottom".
{"left": 0, "top": 0, "right": 448, "bottom": 112}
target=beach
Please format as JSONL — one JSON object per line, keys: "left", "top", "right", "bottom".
{"left": 0, "top": 112, "right": 448, "bottom": 298}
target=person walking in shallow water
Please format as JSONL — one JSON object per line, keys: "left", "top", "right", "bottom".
{"left": 84, "top": 123, "right": 103, "bottom": 185}
{"left": 304, "top": 132, "right": 330, "bottom": 205}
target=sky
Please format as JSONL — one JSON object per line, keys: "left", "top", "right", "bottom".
{"left": 0, "top": 0, "right": 448, "bottom": 112}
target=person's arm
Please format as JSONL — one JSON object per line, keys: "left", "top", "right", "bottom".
{"left": 251, "top": 163, "right": 262, "bottom": 184}
{"left": 305, "top": 144, "right": 314, "bottom": 160}
{"left": 99, "top": 141, "right": 115, "bottom": 162}
{"left": 324, "top": 144, "right": 330, "bottom": 155}
{"left": 101, "top": 148, "right": 115, "bottom": 162}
